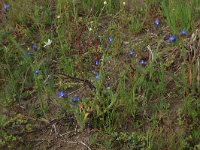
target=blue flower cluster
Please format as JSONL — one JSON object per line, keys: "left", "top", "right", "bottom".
{"left": 154, "top": 19, "right": 188, "bottom": 42}
{"left": 22, "top": 17, "right": 189, "bottom": 108}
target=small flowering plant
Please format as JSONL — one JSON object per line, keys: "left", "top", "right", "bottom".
{"left": 72, "top": 96, "right": 79, "bottom": 103}
{"left": 154, "top": 19, "right": 160, "bottom": 26}
{"left": 27, "top": 52, "right": 32, "bottom": 56}
{"left": 96, "top": 73, "right": 100, "bottom": 80}
{"left": 139, "top": 59, "right": 145, "bottom": 65}
{"left": 95, "top": 60, "right": 100, "bottom": 65}
{"left": 130, "top": 50, "right": 135, "bottom": 56}
{"left": 181, "top": 28, "right": 187, "bottom": 35}
{"left": 3, "top": 3, "right": 9, "bottom": 11}
{"left": 32, "top": 44, "right": 37, "bottom": 50}
{"left": 58, "top": 91, "right": 65, "bottom": 98}
{"left": 34, "top": 70, "right": 39, "bottom": 75}
{"left": 44, "top": 39, "right": 52, "bottom": 47}
{"left": 168, "top": 35, "right": 175, "bottom": 42}
{"left": 154, "top": 19, "right": 160, "bottom": 30}
{"left": 108, "top": 37, "right": 113, "bottom": 42}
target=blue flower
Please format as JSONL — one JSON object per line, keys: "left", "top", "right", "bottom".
{"left": 95, "top": 60, "right": 100, "bottom": 65}
{"left": 34, "top": 70, "right": 39, "bottom": 75}
{"left": 130, "top": 50, "right": 135, "bottom": 56}
{"left": 139, "top": 59, "right": 145, "bottom": 65}
{"left": 96, "top": 73, "right": 100, "bottom": 80}
{"left": 27, "top": 52, "right": 32, "bottom": 56}
{"left": 108, "top": 37, "right": 113, "bottom": 42}
{"left": 31, "top": 44, "right": 37, "bottom": 50}
{"left": 3, "top": 3, "right": 9, "bottom": 11}
{"left": 58, "top": 91, "right": 65, "bottom": 98}
{"left": 154, "top": 19, "right": 160, "bottom": 26}
{"left": 181, "top": 28, "right": 187, "bottom": 35}
{"left": 72, "top": 96, "right": 79, "bottom": 102}
{"left": 168, "top": 35, "right": 175, "bottom": 42}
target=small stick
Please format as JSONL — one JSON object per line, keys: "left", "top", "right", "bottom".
{"left": 65, "top": 140, "right": 92, "bottom": 150}
{"left": 79, "top": 141, "right": 92, "bottom": 150}
{"left": 147, "top": 45, "right": 153, "bottom": 61}
{"left": 52, "top": 124, "right": 58, "bottom": 136}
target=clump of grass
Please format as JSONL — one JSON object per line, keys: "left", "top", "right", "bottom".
{"left": 161, "top": 0, "right": 194, "bottom": 34}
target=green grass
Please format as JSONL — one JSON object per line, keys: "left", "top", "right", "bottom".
{"left": 0, "top": 0, "right": 200, "bottom": 149}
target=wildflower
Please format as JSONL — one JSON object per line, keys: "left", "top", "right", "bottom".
{"left": 130, "top": 50, "right": 135, "bottom": 56}
{"left": 58, "top": 91, "right": 65, "bottom": 98}
{"left": 44, "top": 39, "right": 52, "bottom": 47}
{"left": 181, "top": 28, "right": 187, "bottom": 35}
{"left": 3, "top": 3, "right": 9, "bottom": 11}
{"left": 96, "top": 73, "right": 100, "bottom": 80}
{"left": 139, "top": 59, "right": 145, "bottom": 65}
{"left": 123, "top": 2, "right": 126, "bottom": 6}
{"left": 57, "top": 15, "right": 61, "bottom": 19}
{"left": 27, "top": 52, "right": 32, "bottom": 56}
{"left": 34, "top": 70, "right": 39, "bottom": 75}
{"left": 104, "top": 1, "right": 107, "bottom": 5}
{"left": 107, "top": 86, "right": 111, "bottom": 90}
{"left": 89, "top": 28, "right": 92, "bottom": 31}
{"left": 31, "top": 44, "right": 37, "bottom": 50}
{"left": 95, "top": 60, "right": 100, "bottom": 65}
{"left": 168, "top": 35, "right": 175, "bottom": 42}
{"left": 108, "top": 37, "right": 113, "bottom": 42}
{"left": 72, "top": 96, "right": 79, "bottom": 102}
{"left": 154, "top": 19, "right": 160, "bottom": 26}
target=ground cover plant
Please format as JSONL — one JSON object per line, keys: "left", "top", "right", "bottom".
{"left": 0, "top": 0, "right": 200, "bottom": 149}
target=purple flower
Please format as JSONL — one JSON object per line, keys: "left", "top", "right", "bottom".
{"left": 130, "top": 50, "right": 135, "bottom": 56}
{"left": 168, "top": 35, "right": 175, "bottom": 42}
{"left": 31, "top": 44, "right": 37, "bottom": 50}
{"left": 181, "top": 28, "right": 187, "bottom": 35}
{"left": 154, "top": 19, "right": 160, "bottom": 26}
{"left": 139, "top": 59, "right": 145, "bottom": 65}
{"left": 58, "top": 91, "right": 65, "bottom": 98}
{"left": 34, "top": 70, "right": 39, "bottom": 75}
{"left": 95, "top": 60, "right": 100, "bottom": 65}
{"left": 72, "top": 96, "right": 79, "bottom": 102}
{"left": 3, "top": 3, "right": 9, "bottom": 11}
{"left": 96, "top": 73, "right": 100, "bottom": 80}
{"left": 27, "top": 52, "right": 32, "bottom": 56}
{"left": 108, "top": 37, "right": 113, "bottom": 42}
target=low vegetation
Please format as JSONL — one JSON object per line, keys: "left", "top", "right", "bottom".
{"left": 0, "top": 0, "right": 200, "bottom": 149}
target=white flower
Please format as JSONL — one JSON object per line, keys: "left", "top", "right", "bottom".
{"left": 44, "top": 39, "right": 52, "bottom": 47}
{"left": 103, "top": 1, "right": 107, "bottom": 5}
{"left": 57, "top": 15, "right": 61, "bottom": 19}
{"left": 123, "top": 2, "right": 126, "bottom": 6}
{"left": 89, "top": 27, "right": 92, "bottom": 31}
